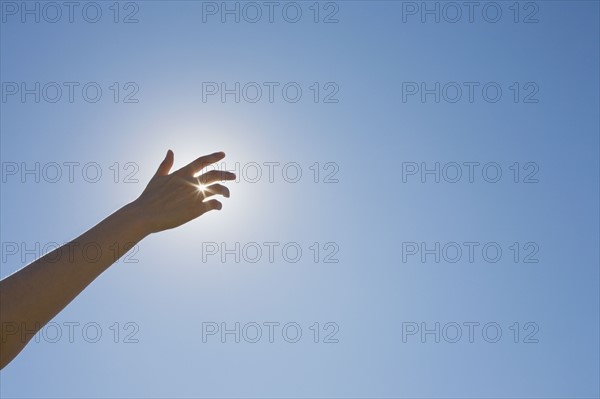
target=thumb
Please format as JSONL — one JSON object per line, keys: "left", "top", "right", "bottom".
{"left": 155, "top": 149, "right": 174, "bottom": 176}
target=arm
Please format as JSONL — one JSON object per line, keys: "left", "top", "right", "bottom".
{"left": 0, "top": 150, "right": 235, "bottom": 369}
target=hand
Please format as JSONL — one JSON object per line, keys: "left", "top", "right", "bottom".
{"left": 132, "top": 150, "right": 235, "bottom": 234}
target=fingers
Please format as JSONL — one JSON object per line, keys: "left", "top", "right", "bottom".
{"left": 155, "top": 150, "right": 174, "bottom": 176}
{"left": 177, "top": 151, "right": 226, "bottom": 176}
{"left": 197, "top": 170, "right": 236, "bottom": 185}
{"left": 202, "top": 199, "right": 223, "bottom": 212}
{"left": 202, "top": 183, "right": 230, "bottom": 199}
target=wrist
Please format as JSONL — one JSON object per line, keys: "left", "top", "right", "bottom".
{"left": 119, "top": 200, "right": 154, "bottom": 240}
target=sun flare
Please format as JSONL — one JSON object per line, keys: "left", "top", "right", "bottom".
{"left": 196, "top": 183, "right": 207, "bottom": 193}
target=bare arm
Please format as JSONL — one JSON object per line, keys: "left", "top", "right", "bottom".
{"left": 0, "top": 150, "right": 235, "bottom": 369}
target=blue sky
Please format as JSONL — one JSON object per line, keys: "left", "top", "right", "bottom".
{"left": 1, "top": 1, "right": 599, "bottom": 397}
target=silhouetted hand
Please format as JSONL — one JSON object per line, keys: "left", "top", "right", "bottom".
{"left": 133, "top": 150, "right": 236, "bottom": 234}
{"left": 0, "top": 149, "right": 236, "bottom": 370}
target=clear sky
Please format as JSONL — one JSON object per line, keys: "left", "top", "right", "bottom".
{"left": 1, "top": 1, "right": 599, "bottom": 397}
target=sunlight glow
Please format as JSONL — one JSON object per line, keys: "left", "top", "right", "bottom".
{"left": 196, "top": 183, "right": 207, "bottom": 193}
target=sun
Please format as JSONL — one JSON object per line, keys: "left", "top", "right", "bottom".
{"left": 196, "top": 183, "right": 207, "bottom": 193}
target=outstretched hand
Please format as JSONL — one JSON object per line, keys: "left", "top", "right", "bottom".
{"left": 0, "top": 149, "right": 236, "bottom": 370}
{"left": 133, "top": 150, "right": 235, "bottom": 234}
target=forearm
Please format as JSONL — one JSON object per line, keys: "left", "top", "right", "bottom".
{"left": 0, "top": 201, "right": 149, "bottom": 369}
{"left": 0, "top": 150, "right": 234, "bottom": 369}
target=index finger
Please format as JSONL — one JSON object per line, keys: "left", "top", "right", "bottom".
{"left": 176, "top": 151, "right": 226, "bottom": 176}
